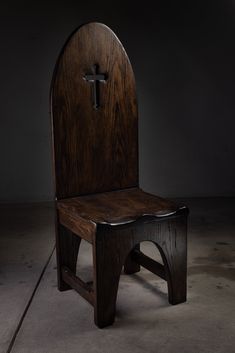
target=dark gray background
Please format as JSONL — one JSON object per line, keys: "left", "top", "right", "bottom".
{"left": 1, "top": 0, "right": 235, "bottom": 202}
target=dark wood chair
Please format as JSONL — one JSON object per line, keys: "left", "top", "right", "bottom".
{"left": 50, "top": 22, "right": 189, "bottom": 328}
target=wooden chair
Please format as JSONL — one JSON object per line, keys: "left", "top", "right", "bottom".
{"left": 50, "top": 22, "right": 189, "bottom": 328}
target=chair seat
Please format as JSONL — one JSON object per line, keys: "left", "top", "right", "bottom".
{"left": 57, "top": 187, "right": 185, "bottom": 228}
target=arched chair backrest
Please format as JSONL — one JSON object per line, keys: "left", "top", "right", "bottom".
{"left": 50, "top": 22, "right": 138, "bottom": 200}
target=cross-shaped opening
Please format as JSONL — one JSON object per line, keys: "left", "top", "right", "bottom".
{"left": 84, "top": 64, "right": 107, "bottom": 110}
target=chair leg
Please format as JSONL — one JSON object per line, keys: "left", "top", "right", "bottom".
{"left": 156, "top": 216, "right": 187, "bottom": 305}
{"left": 93, "top": 234, "right": 125, "bottom": 328}
{"left": 124, "top": 243, "right": 141, "bottom": 274}
{"left": 56, "top": 222, "right": 81, "bottom": 291}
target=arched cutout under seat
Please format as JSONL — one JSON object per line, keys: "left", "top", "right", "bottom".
{"left": 50, "top": 22, "right": 189, "bottom": 328}
{"left": 138, "top": 240, "right": 164, "bottom": 265}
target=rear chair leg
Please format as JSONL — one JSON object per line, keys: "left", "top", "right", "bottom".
{"left": 56, "top": 222, "right": 81, "bottom": 291}
{"left": 124, "top": 243, "right": 141, "bottom": 274}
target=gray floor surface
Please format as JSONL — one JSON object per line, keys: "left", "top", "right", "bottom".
{"left": 0, "top": 198, "right": 234, "bottom": 353}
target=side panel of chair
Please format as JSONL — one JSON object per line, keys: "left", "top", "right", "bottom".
{"left": 93, "top": 211, "right": 188, "bottom": 328}
{"left": 50, "top": 22, "right": 138, "bottom": 200}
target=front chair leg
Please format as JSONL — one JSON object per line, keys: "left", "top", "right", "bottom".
{"left": 56, "top": 222, "right": 81, "bottom": 291}
{"left": 93, "top": 230, "right": 126, "bottom": 328}
{"left": 156, "top": 215, "right": 187, "bottom": 305}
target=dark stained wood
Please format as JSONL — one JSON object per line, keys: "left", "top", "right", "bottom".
{"left": 50, "top": 22, "right": 189, "bottom": 328}
{"left": 56, "top": 223, "right": 81, "bottom": 291}
{"left": 93, "top": 211, "right": 188, "bottom": 328}
{"left": 131, "top": 248, "right": 166, "bottom": 280}
{"left": 50, "top": 22, "right": 138, "bottom": 199}
{"left": 124, "top": 243, "right": 141, "bottom": 274}
{"left": 84, "top": 64, "right": 107, "bottom": 109}
{"left": 58, "top": 207, "right": 95, "bottom": 243}
{"left": 61, "top": 266, "right": 94, "bottom": 305}
{"left": 57, "top": 187, "right": 186, "bottom": 227}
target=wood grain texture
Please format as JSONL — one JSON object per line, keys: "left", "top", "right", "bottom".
{"left": 93, "top": 212, "right": 188, "bottom": 327}
{"left": 51, "top": 22, "right": 138, "bottom": 199}
{"left": 57, "top": 187, "right": 186, "bottom": 227}
{"left": 58, "top": 208, "right": 95, "bottom": 243}
{"left": 50, "top": 22, "right": 189, "bottom": 328}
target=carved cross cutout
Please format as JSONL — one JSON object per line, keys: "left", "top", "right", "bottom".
{"left": 84, "top": 64, "right": 107, "bottom": 109}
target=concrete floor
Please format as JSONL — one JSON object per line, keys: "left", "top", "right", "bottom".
{"left": 0, "top": 198, "right": 235, "bottom": 353}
